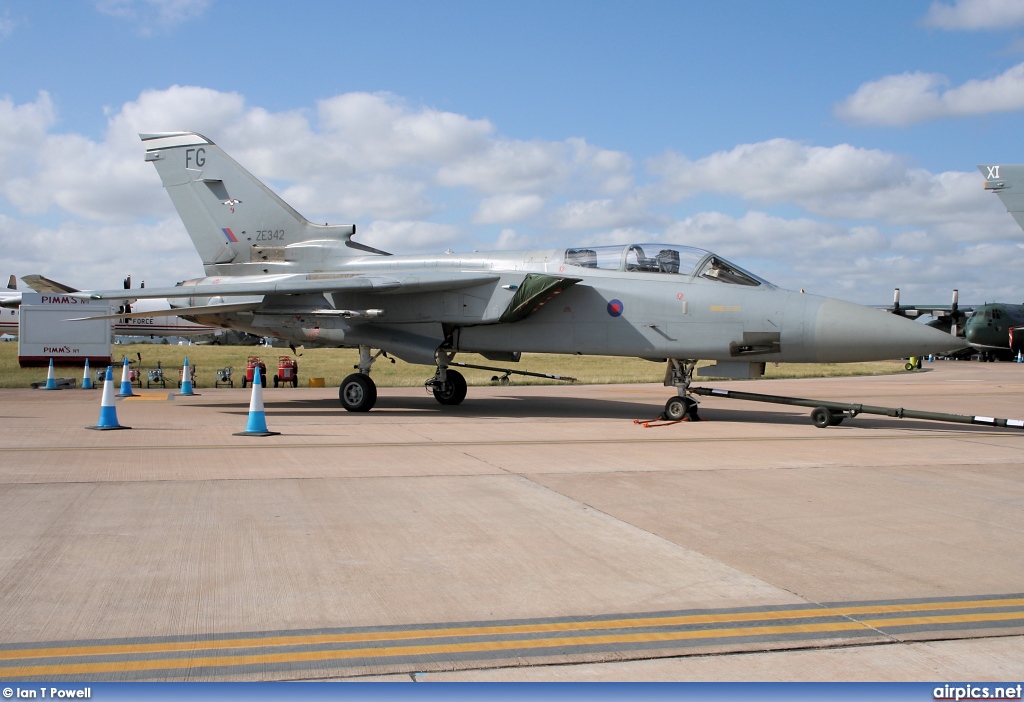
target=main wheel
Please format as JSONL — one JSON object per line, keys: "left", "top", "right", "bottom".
{"left": 432, "top": 369, "right": 467, "bottom": 405}
{"left": 339, "top": 373, "right": 377, "bottom": 412}
{"left": 811, "top": 406, "right": 833, "bottom": 429}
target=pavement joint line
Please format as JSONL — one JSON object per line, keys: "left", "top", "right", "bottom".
{"left": 2, "top": 431, "right": 1018, "bottom": 453}
{"left": 0, "top": 595, "right": 1019, "bottom": 677}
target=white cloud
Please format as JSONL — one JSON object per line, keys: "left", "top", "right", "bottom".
{"left": 0, "top": 92, "right": 54, "bottom": 172}
{"left": 436, "top": 138, "right": 569, "bottom": 194}
{"left": 0, "top": 11, "right": 16, "bottom": 38}
{"left": 358, "top": 220, "right": 461, "bottom": 253}
{"left": 835, "top": 62, "right": 1024, "bottom": 126}
{"left": 649, "top": 138, "right": 1013, "bottom": 241}
{"left": 492, "top": 228, "right": 536, "bottom": 251}
{"left": 283, "top": 175, "right": 434, "bottom": 221}
{"left": 472, "top": 194, "right": 544, "bottom": 224}
{"left": 0, "top": 214, "right": 199, "bottom": 289}
{"left": 314, "top": 92, "right": 494, "bottom": 175}
{"left": 550, "top": 196, "right": 658, "bottom": 231}
{"left": 2, "top": 87, "right": 1024, "bottom": 304}
{"left": 651, "top": 138, "right": 901, "bottom": 203}
{"left": 923, "top": 0, "right": 1024, "bottom": 30}
{"left": 96, "top": 0, "right": 210, "bottom": 33}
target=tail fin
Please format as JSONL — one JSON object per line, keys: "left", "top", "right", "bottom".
{"left": 21, "top": 274, "right": 79, "bottom": 294}
{"left": 979, "top": 164, "right": 1024, "bottom": 234}
{"left": 140, "top": 132, "right": 388, "bottom": 274}
{"left": 7, "top": 275, "right": 15, "bottom": 291}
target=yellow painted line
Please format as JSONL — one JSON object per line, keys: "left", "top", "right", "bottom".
{"left": 121, "top": 394, "right": 174, "bottom": 402}
{"left": 0, "top": 620, "right": 872, "bottom": 677}
{"left": 0, "top": 597, "right": 1020, "bottom": 662}
{"left": 862, "top": 611, "right": 1024, "bottom": 628}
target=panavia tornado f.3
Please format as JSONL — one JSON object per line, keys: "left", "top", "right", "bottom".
{"left": 73, "top": 132, "right": 964, "bottom": 420}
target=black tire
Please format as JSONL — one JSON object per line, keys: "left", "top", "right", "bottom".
{"left": 273, "top": 375, "right": 279, "bottom": 388}
{"left": 339, "top": 373, "right": 377, "bottom": 412}
{"left": 432, "top": 369, "right": 467, "bottom": 405}
{"left": 664, "top": 397, "right": 686, "bottom": 421}
{"left": 241, "top": 378, "right": 247, "bottom": 388}
{"left": 261, "top": 373, "right": 268, "bottom": 388}
{"left": 292, "top": 377, "right": 299, "bottom": 388}
{"left": 905, "top": 362, "right": 914, "bottom": 371}
{"left": 829, "top": 415, "right": 845, "bottom": 426}
{"left": 811, "top": 406, "right": 833, "bottom": 429}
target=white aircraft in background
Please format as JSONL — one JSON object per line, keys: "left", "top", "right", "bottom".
{"left": 0, "top": 274, "right": 220, "bottom": 340}
{"left": 0, "top": 276, "right": 20, "bottom": 338}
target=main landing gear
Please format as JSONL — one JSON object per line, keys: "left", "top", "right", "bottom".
{"left": 425, "top": 347, "right": 467, "bottom": 406}
{"left": 663, "top": 359, "right": 700, "bottom": 421}
{"left": 339, "top": 346, "right": 388, "bottom": 412}
{"left": 338, "top": 345, "right": 469, "bottom": 412}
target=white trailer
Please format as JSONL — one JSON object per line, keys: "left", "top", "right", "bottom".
{"left": 18, "top": 293, "right": 113, "bottom": 368}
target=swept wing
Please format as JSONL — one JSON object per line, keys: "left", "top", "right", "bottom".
{"left": 76, "top": 270, "right": 501, "bottom": 302}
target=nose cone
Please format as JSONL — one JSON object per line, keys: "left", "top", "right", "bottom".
{"left": 964, "top": 319, "right": 984, "bottom": 345}
{"left": 806, "top": 297, "right": 967, "bottom": 363}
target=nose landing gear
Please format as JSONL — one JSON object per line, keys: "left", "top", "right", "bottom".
{"left": 663, "top": 359, "right": 700, "bottom": 421}
{"left": 663, "top": 395, "right": 700, "bottom": 422}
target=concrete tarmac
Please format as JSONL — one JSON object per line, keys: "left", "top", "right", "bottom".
{"left": 0, "top": 361, "right": 1022, "bottom": 681}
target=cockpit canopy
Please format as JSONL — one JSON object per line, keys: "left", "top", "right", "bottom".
{"left": 563, "top": 244, "right": 770, "bottom": 287}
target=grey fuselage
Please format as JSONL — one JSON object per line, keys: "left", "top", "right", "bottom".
{"left": 175, "top": 243, "right": 960, "bottom": 367}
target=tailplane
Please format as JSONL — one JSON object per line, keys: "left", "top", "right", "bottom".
{"left": 140, "top": 132, "right": 388, "bottom": 274}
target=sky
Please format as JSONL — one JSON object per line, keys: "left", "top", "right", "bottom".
{"left": 3, "top": 0, "right": 1024, "bottom": 304}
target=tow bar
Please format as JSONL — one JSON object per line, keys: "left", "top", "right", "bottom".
{"left": 689, "top": 386, "right": 1024, "bottom": 430}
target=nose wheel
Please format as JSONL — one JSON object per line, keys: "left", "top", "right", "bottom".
{"left": 664, "top": 396, "right": 700, "bottom": 422}
{"left": 662, "top": 359, "right": 700, "bottom": 421}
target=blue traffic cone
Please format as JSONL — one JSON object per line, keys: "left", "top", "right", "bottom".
{"left": 234, "top": 367, "right": 279, "bottom": 436}
{"left": 116, "top": 357, "right": 135, "bottom": 397}
{"left": 42, "top": 358, "right": 59, "bottom": 390}
{"left": 179, "top": 355, "right": 196, "bottom": 396}
{"left": 1017, "top": 350, "right": 1022, "bottom": 363}
{"left": 87, "top": 366, "right": 130, "bottom": 430}
{"left": 81, "top": 359, "right": 94, "bottom": 389}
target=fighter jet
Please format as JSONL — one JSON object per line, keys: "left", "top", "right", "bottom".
{"left": 72, "top": 132, "right": 963, "bottom": 420}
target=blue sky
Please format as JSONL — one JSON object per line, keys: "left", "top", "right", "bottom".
{"left": 3, "top": 0, "right": 1024, "bottom": 303}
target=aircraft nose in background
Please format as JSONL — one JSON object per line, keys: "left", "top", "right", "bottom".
{"left": 963, "top": 318, "right": 984, "bottom": 345}
{"left": 809, "top": 297, "right": 967, "bottom": 363}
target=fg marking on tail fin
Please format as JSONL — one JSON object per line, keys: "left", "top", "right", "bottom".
{"left": 140, "top": 132, "right": 389, "bottom": 275}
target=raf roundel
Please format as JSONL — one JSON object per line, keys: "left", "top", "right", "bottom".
{"left": 607, "top": 299, "right": 624, "bottom": 317}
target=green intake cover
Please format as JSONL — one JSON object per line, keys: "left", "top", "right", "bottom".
{"left": 499, "top": 274, "right": 581, "bottom": 323}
